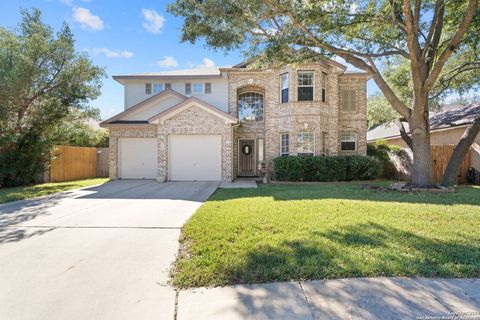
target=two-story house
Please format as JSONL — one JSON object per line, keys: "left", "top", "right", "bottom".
{"left": 101, "top": 59, "right": 369, "bottom": 181}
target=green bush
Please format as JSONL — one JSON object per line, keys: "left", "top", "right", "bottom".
{"left": 273, "top": 155, "right": 380, "bottom": 181}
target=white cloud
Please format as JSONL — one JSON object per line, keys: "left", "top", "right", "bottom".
{"left": 157, "top": 56, "right": 179, "bottom": 68}
{"left": 72, "top": 7, "right": 104, "bottom": 31}
{"left": 197, "top": 58, "right": 215, "bottom": 68}
{"left": 92, "top": 48, "right": 133, "bottom": 59}
{"left": 142, "top": 9, "right": 165, "bottom": 34}
{"left": 60, "top": 0, "right": 73, "bottom": 6}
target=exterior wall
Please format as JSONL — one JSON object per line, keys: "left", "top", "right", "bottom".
{"left": 122, "top": 95, "right": 184, "bottom": 120}
{"left": 123, "top": 76, "right": 229, "bottom": 112}
{"left": 228, "top": 63, "right": 368, "bottom": 178}
{"left": 157, "top": 105, "right": 233, "bottom": 181}
{"left": 385, "top": 127, "right": 480, "bottom": 170}
{"left": 107, "top": 126, "right": 158, "bottom": 180}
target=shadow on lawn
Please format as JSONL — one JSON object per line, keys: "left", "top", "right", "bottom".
{"left": 218, "top": 222, "right": 480, "bottom": 285}
{"left": 212, "top": 182, "right": 480, "bottom": 206}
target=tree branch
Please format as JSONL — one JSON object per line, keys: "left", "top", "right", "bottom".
{"left": 425, "top": 0, "right": 479, "bottom": 90}
{"left": 396, "top": 118, "right": 413, "bottom": 150}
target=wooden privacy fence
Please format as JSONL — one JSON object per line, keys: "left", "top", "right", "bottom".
{"left": 96, "top": 147, "right": 109, "bottom": 178}
{"left": 431, "top": 145, "right": 472, "bottom": 184}
{"left": 50, "top": 146, "right": 98, "bottom": 182}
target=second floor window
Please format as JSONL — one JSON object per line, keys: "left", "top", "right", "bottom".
{"left": 145, "top": 83, "right": 152, "bottom": 95}
{"left": 238, "top": 92, "right": 264, "bottom": 122}
{"left": 153, "top": 83, "right": 164, "bottom": 94}
{"left": 192, "top": 83, "right": 205, "bottom": 94}
{"left": 297, "top": 71, "right": 314, "bottom": 101}
{"left": 280, "top": 73, "right": 289, "bottom": 103}
{"left": 296, "top": 131, "right": 314, "bottom": 155}
{"left": 321, "top": 72, "right": 327, "bottom": 102}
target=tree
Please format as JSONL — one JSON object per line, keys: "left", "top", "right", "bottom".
{"left": 368, "top": 93, "right": 398, "bottom": 129}
{"left": 48, "top": 109, "right": 109, "bottom": 148}
{"left": 169, "top": 0, "right": 479, "bottom": 187}
{"left": 0, "top": 8, "right": 104, "bottom": 187}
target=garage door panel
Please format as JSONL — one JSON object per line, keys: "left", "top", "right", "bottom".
{"left": 169, "top": 135, "right": 221, "bottom": 181}
{"left": 119, "top": 138, "right": 157, "bottom": 179}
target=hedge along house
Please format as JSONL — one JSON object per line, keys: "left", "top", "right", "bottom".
{"left": 101, "top": 59, "right": 370, "bottom": 182}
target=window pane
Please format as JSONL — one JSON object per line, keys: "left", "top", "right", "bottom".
{"left": 297, "top": 72, "right": 313, "bottom": 86}
{"left": 281, "top": 88, "right": 289, "bottom": 103}
{"left": 192, "top": 83, "right": 204, "bottom": 94}
{"left": 297, "top": 132, "right": 314, "bottom": 154}
{"left": 341, "top": 141, "right": 356, "bottom": 151}
{"left": 281, "top": 74, "right": 289, "bottom": 89}
{"left": 153, "top": 83, "right": 164, "bottom": 93}
{"left": 238, "top": 92, "right": 264, "bottom": 122}
{"left": 280, "top": 133, "right": 289, "bottom": 155}
{"left": 298, "top": 87, "right": 313, "bottom": 101}
{"left": 185, "top": 83, "right": 191, "bottom": 94}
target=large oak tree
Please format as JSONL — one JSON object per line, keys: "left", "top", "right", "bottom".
{"left": 169, "top": 0, "right": 479, "bottom": 187}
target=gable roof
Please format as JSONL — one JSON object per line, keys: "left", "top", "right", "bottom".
{"left": 367, "top": 103, "right": 480, "bottom": 141}
{"left": 101, "top": 89, "right": 187, "bottom": 125}
{"left": 148, "top": 97, "right": 238, "bottom": 125}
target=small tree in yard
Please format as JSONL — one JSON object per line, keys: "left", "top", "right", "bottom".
{"left": 169, "top": 0, "right": 479, "bottom": 187}
{"left": 0, "top": 8, "right": 104, "bottom": 187}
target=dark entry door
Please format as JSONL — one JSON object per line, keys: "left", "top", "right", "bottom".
{"left": 238, "top": 139, "right": 256, "bottom": 176}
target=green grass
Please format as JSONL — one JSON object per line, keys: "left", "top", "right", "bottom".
{"left": 0, "top": 178, "right": 109, "bottom": 204}
{"left": 172, "top": 182, "right": 480, "bottom": 288}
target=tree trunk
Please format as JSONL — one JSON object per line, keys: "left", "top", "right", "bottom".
{"left": 442, "top": 114, "right": 480, "bottom": 186}
{"left": 409, "top": 99, "right": 434, "bottom": 187}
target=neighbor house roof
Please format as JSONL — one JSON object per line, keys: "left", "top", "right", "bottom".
{"left": 367, "top": 103, "right": 480, "bottom": 142}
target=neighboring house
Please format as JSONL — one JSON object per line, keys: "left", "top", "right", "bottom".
{"left": 101, "top": 59, "right": 369, "bottom": 181}
{"left": 367, "top": 103, "right": 480, "bottom": 170}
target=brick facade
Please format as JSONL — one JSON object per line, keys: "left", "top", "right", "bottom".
{"left": 106, "top": 61, "right": 368, "bottom": 181}
{"left": 228, "top": 62, "right": 369, "bottom": 178}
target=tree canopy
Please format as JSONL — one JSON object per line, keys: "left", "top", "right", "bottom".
{"left": 0, "top": 8, "right": 105, "bottom": 186}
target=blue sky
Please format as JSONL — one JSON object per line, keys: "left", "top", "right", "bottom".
{"left": 0, "top": 0, "right": 378, "bottom": 119}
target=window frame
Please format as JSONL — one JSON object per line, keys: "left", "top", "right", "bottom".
{"left": 192, "top": 82, "right": 205, "bottom": 94}
{"left": 296, "top": 131, "right": 315, "bottom": 155}
{"left": 238, "top": 91, "right": 264, "bottom": 122}
{"left": 205, "top": 82, "right": 212, "bottom": 94}
{"left": 340, "top": 132, "right": 357, "bottom": 151}
{"left": 297, "top": 71, "right": 315, "bottom": 102}
{"left": 280, "top": 133, "right": 289, "bottom": 156}
{"left": 280, "top": 73, "right": 289, "bottom": 104}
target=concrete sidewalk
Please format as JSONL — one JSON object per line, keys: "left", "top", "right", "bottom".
{"left": 177, "top": 277, "right": 480, "bottom": 320}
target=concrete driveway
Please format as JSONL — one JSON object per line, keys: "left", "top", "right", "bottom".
{"left": 0, "top": 180, "right": 218, "bottom": 320}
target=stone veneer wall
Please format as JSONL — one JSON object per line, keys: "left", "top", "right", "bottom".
{"left": 228, "top": 62, "right": 368, "bottom": 178}
{"left": 157, "top": 105, "right": 234, "bottom": 181}
{"left": 108, "top": 125, "right": 158, "bottom": 180}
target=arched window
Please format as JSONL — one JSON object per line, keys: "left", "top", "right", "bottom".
{"left": 238, "top": 92, "right": 264, "bottom": 122}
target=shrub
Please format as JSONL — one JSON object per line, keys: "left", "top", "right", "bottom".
{"left": 273, "top": 155, "right": 380, "bottom": 182}
{"left": 367, "top": 140, "right": 407, "bottom": 179}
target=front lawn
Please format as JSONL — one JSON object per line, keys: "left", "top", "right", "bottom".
{"left": 172, "top": 182, "right": 480, "bottom": 288}
{"left": 0, "top": 178, "right": 109, "bottom": 204}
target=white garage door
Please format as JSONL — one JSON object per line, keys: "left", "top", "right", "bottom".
{"left": 169, "top": 135, "right": 222, "bottom": 181}
{"left": 119, "top": 138, "right": 157, "bottom": 179}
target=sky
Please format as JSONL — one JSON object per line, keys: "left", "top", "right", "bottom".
{"left": 0, "top": 0, "right": 378, "bottom": 120}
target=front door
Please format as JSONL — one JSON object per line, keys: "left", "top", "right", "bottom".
{"left": 238, "top": 139, "right": 256, "bottom": 176}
